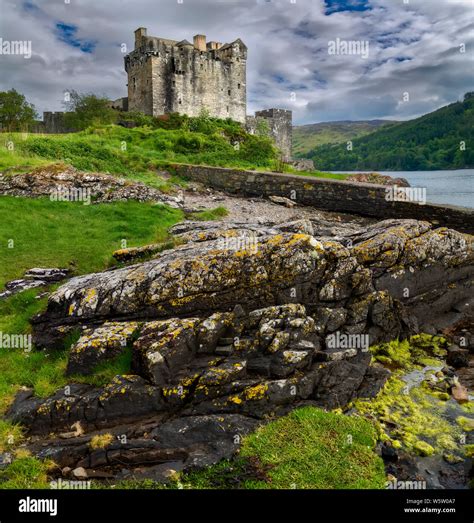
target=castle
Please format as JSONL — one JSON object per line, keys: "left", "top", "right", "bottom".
{"left": 41, "top": 28, "right": 294, "bottom": 159}
{"left": 123, "top": 28, "right": 293, "bottom": 159}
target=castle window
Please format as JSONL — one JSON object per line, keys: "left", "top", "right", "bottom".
{"left": 226, "top": 106, "right": 229, "bottom": 113}
{"left": 238, "top": 83, "right": 241, "bottom": 89}
{"left": 228, "top": 89, "right": 231, "bottom": 96}
{"left": 179, "top": 99, "right": 182, "bottom": 105}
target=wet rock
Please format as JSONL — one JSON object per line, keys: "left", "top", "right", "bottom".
{"left": 312, "top": 353, "right": 372, "bottom": 409}
{"left": 446, "top": 345, "right": 469, "bottom": 369}
{"left": 72, "top": 467, "right": 88, "bottom": 479}
{"left": 451, "top": 381, "right": 469, "bottom": 404}
{"left": 380, "top": 442, "right": 399, "bottom": 462}
{"left": 150, "top": 414, "right": 260, "bottom": 468}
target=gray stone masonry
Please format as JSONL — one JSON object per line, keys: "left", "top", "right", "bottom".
{"left": 125, "top": 27, "right": 247, "bottom": 123}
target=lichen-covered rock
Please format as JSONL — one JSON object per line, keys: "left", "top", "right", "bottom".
{"left": 0, "top": 163, "right": 183, "bottom": 207}
{"left": 0, "top": 267, "right": 70, "bottom": 300}
{"left": 133, "top": 318, "right": 200, "bottom": 386}
{"left": 8, "top": 218, "right": 473, "bottom": 479}
{"left": 7, "top": 376, "right": 163, "bottom": 434}
{"left": 34, "top": 217, "right": 471, "bottom": 350}
{"left": 12, "top": 302, "right": 388, "bottom": 435}
{"left": 347, "top": 172, "right": 410, "bottom": 187}
{"left": 67, "top": 322, "right": 139, "bottom": 375}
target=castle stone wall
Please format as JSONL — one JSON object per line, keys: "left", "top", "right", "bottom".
{"left": 172, "top": 163, "right": 474, "bottom": 234}
{"left": 125, "top": 29, "right": 247, "bottom": 123}
{"left": 42, "top": 112, "right": 73, "bottom": 134}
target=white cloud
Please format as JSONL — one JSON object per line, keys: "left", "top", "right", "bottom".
{"left": 0, "top": 0, "right": 472, "bottom": 124}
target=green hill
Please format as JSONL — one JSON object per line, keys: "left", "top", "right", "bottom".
{"left": 307, "top": 93, "right": 474, "bottom": 171}
{"left": 0, "top": 114, "right": 277, "bottom": 187}
{"left": 292, "top": 120, "right": 396, "bottom": 157}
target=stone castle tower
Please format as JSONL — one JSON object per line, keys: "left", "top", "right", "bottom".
{"left": 125, "top": 28, "right": 247, "bottom": 123}
{"left": 122, "top": 27, "right": 293, "bottom": 159}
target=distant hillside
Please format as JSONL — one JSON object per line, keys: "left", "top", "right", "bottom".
{"left": 292, "top": 120, "right": 396, "bottom": 157}
{"left": 307, "top": 94, "right": 474, "bottom": 171}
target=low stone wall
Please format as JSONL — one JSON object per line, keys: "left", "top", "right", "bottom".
{"left": 173, "top": 164, "right": 474, "bottom": 234}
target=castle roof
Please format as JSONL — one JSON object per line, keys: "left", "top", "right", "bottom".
{"left": 219, "top": 38, "right": 247, "bottom": 51}
{"left": 176, "top": 39, "right": 194, "bottom": 47}
{"left": 156, "top": 37, "right": 178, "bottom": 46}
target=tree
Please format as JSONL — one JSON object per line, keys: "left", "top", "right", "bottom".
{"left": 63, "top": 91, "right": 117, "bottom": 130}
{"left": 0, "top": 89, "right": 37, "bottom": 131}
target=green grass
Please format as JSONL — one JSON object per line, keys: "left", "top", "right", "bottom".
{"left": 179, "top": 407, "right": 386, "bottom": 489}
{"left": 190, "top": 206, "right": 229, "bottom": 221}
{"left": 0, "top": 196, "right": 183, "bottom": 288}
{"left": 74, "top": 346, "right": 133, "bottom": 387}
{"left": 0, "top": 123, "right": 277, "bottom": 185}
{"left": 0, "top": 124, "right": 345, "bottom": 186}
{"left": 0, "top": 289, "right": 50, "bottom": 334}
{"left": 0, "top": 419, "right": 24, "bottom": 452}
{"left": 0, "top": 455, "right": 55, "bottom": 489}
{"left": 291, "top": 169, "right": 349, "bottom": 180}
{"left": 0, "top": 145, "right": 49, "bottom": 174}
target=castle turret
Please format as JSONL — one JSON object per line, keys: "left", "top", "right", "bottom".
{"left": 193, "top": 34, "right": 207, "bottom": 52}
{"left": 207, "top": 41, "right": 222, "bottom": 51}
{"left": 246, "top": 109, "right": 293, "bottom": 160}
{"left": 134, "top": 27, "right": 147, "bottom": 49}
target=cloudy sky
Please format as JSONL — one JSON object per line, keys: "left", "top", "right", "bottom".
{"left": 0, "top": 0, "right": 473, "bottom": 125}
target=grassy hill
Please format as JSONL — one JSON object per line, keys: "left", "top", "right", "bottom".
{"left": 292, "top": 120, "right": 396, "bottom": 157}
{"left": 0, "top": 122, "right": 346, "bottom": 186}
{"left": 307, "top": 94, "right": 474, "bottom": 171}
{"left": 0, "top": 114, "right": 278, "bottom": 187}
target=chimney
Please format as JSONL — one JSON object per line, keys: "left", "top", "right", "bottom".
{"left": 193, "top": 34, "right": 207, "bottom": 52}
{"left": 135, "top": 27, "right": 147, "bottom": 49}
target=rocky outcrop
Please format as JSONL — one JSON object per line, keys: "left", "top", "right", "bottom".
{"left": 31, "top": 218, "right": 473, "bottom": 349}
{"left": 0, "top": 267, "right": 70, "bottom": 300}
{"left": 10, "top": 302, "right": 389, "bottom": 435}
{"left": 0, "top": 164, "right": 183, "bottom": 208}
{"left": 6, "top": 217, "right": 473, "bottom": 479}
{"left": 347, "top": 172, "right": 410, "bottom": 187}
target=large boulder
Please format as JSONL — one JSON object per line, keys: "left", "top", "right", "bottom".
{"left": 31, "top": 219, "right": 466, "bottom": 348}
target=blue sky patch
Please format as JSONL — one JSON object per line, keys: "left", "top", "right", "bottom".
{"left": 23, "top": 1, "right": 40, "bottom": 13}
{"left": 56, "top": 22, "right": 96, "bottom": 53}
{"left": 325, "top": 0, "right": 372, "bottom": 15}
